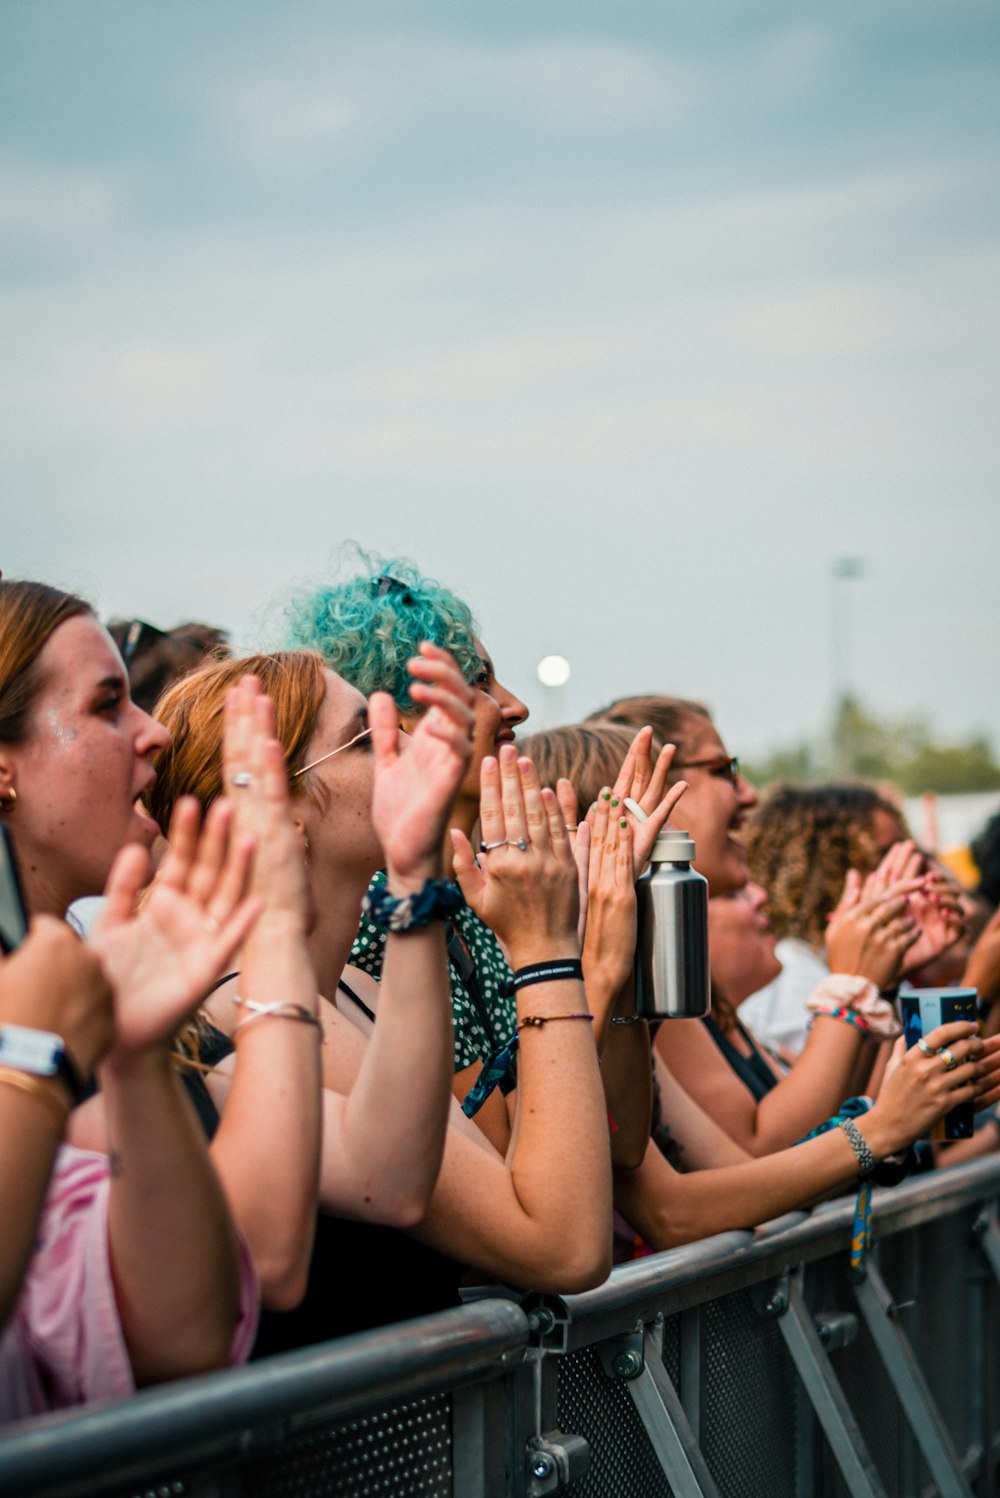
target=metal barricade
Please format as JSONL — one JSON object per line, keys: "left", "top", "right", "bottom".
{"left": 4, "top": 1156, "right": 1000, "bottom": 1498}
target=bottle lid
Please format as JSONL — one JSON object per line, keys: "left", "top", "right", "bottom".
{"left": 650, "top": 828, "right": 696, "bottom": 862}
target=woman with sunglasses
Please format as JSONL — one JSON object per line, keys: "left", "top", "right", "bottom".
{"left": 525, "top": 713, "right": 1000, "bottom": 1249}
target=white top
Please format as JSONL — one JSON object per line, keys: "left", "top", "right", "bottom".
{"left": 738, "top": 938, "right": 829, "bottom": 1058}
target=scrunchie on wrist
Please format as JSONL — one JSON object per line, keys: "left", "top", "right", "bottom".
{"left": 806, "top": 974, "right": 902, "bottom": 1041}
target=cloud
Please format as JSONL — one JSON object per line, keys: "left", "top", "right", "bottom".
{"left": 0, "top": 158, "right": 119, "bottom": 233}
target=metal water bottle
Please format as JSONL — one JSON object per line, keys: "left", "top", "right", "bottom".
{"left": 634, "top": 828, "right": 710, "bottom": 1019}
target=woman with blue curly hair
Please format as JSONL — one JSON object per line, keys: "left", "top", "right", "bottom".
{"left": 285, "top": 552, "right": 529, "bottom": 1148}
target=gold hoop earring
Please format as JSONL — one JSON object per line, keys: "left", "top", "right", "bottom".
{"left": 0, "top": 787, "right": 16, "bottom": 814}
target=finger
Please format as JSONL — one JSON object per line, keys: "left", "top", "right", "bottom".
{"left": 450, "top": 828, "right": 485, "bottom": 907}
{"left": 369, "top": 690, "right": 402, "bottom": 768}
{"left": 541, "top": 786, "right": 572, "bottom": 863}
{"left": 206, "top": 830, "right": 257, "bottom": 926}
{"left": 497, "top": 745, "right": 528, "bottom": 844}
{"left": 921, "top": 1019, "right": 979, "bottom": 1051}
{"left": 591, "top": 786, "right": 612, "bottom": 858}
{"left": 615, "top": 816, "right": 633, "bottom": 885}
{"left": 223, "top": 676, "right": 259, "bottom": 789}
{"left": 419, "top": 705, "right": 476, "bottom": 754}
{"left": 408, "top": 679, "right": 475, "bottom": 725}
{"left": 573, "top": 819, "right": 591, "bottom": 911}
{"left": 156, "top": 797, "right": 202, "bottom": 890}
{"left": 101, "top": 844, "right": 152, "bottom": 925}
{"left": 638, "top": 779, "right": 688, "bottom": 843}
{"left": 641, "top": 741, "right": 677, "bottom": 813}
{"left": 477, "top": 755, "right": 504, "bottom": 844}
{"left": 556, "top": 778, "right": 579, "bottom": 836}
{"left": 186, "top": 798, "right": 234, "bottom": 906}
{"left": 630, "top": 726, "right": 654, "bottom": 803}
{"left": 610, "top": 733, "right": 640, "bottom": 803}
{"left": 519, "top": 754, "right": 551, "bottom": 851}
{"left": 839, "top": 868, "right": 862, "bottom": 910}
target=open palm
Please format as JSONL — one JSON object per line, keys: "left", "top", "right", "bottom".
{"left": 89, "top": 799, "right": 260, "bottom": 1056}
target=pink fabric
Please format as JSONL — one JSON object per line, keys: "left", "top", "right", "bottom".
{"left": 0, "top": 1145, "right": 259, "bottom": 1427}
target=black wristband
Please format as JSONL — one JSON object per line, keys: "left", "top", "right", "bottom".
{"left": 511, "top": 959, "right": 583, "bottom": 991}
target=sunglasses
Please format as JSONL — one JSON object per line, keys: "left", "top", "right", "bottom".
{"left": 372, "top": 574, "right": 415, "bottom": 606}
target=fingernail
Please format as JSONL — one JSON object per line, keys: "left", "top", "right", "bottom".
{"left": 620, "top": 819, "right": 627, "bottom": 829}
{"left": 610, "top": 797, "right": 619, "bottom": 807}
{"left": 601, "top": 790, "right": 611, "bottom": 801}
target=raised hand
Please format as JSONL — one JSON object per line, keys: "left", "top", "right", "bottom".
{"left": 825, "top": 871, "right": 921, "bottom": 989}
{"left": 451, "top": 745, "right": 579, "bottom": 967}
{"left": 606, "top": 727, "right": 688, "bottom": 877}
{"left": 223, "top": 676, "right": 310, "bottom": 933}
{"left": 901, "top": 866, "right": 966, "bottom": 976}
{"left": 89, "top": 797, "right": 261, "bottom": 1057}
{"left": 370, "top": 643, "right": 474, "bottom": 888}
{"left": 582, "top": 793, "right": 636, "bottom": 1001}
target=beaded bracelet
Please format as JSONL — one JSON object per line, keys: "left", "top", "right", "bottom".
{"left": 232, "top": 995, "right": 323, "bottom": 1037}
{"left": 511, "top": 958, "right": 583, "bottom": 991}
{"left": 517, "top": 1013, "right": 593, "bottom": 1034}
{"left": 362, "top": 877, "right": 465, "bottom": 932}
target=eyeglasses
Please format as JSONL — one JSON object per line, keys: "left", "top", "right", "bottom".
{"left": 673, "top": 754, "right": 741, "bottom": 785}
{"left": 119, "top": 619, "right": 167, "bottom": 667}
{"left": 291, "top": 726, "right": 373, "bottom": 779}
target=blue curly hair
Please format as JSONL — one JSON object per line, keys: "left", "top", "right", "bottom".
{"left": 284, "top": 548, "right": 483, "bottom": 713}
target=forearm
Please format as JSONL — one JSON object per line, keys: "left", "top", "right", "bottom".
{"left": 210, "top": 923, "right": 322, "bottom": 1307}
{"left": 332, "top": 926, "right": 453, "bottom": 1222}
{"left": 616, "top": 1128, "right": 863, "bottom": 1252}
{"left": 654, "top": 1053, "right": 751, "bottom": 1169}
{"left": 102, "top": 1051, "right": 241, "bottom": 1385}
{"left": 745, "top": 1019, "right": 865, "bottom": 1153}
{"left": 0, "top": 1091, "right": 63, "bottom": 1324}
{"left": 415, "top": 972, "right": 613, "bottom": 1292}
{"left": 598, "top": 984, "right": 652, "bottom": 1169}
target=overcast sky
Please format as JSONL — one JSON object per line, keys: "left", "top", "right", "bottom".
{"left": 3, "top": 0, "right": 999, "bottom": 756}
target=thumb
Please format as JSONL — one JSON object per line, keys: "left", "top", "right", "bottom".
{"left": 450, "top": 829, "right": 484, "bottom": 906}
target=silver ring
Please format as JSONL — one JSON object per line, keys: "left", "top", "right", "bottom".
{"left": 940, "top": 1047, "right": 958, "bottom": 1072}
{"left": 916, "top": 1038, "right": 935, "bottom": 1057}
{"left": 479, "top": 839, "right": 506, "bottom": 853}
{"left": 231, "top": 771, "right": 252, "bottom": 789}
{"left": 564, "top": 823, "right": 579, "bottom": 831}
{"left": 506, "top": 837, "right": 529, "bottom": 852}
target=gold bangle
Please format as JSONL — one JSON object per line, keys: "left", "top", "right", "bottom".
{"left": 0, "top": 1067, "right": 70, "bottom": 1133}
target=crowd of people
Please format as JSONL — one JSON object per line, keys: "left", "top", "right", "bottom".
{"left": 2, "top": 556, "right": 1000, "bottom": 1427}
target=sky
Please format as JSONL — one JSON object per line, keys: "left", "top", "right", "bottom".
{"left": 2, "top": 0, "right": 999, "bottom": 756}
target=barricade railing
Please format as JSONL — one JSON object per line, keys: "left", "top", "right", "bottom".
{"left": 4, "top": 1155, "right": 1000, "bottom": 1498}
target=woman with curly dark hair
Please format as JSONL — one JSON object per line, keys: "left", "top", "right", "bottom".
{"left": 741, "top": 784, "right": 907, "bottom": 1053}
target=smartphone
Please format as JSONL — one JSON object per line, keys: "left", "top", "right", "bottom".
{"left": 0, "top": 824, "right": 28, "bottom": 954}
{"left": 901, "top": 987, "right": 978, "bottom": 1140}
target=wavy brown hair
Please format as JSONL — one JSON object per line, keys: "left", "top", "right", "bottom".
{"left": 146, "top": 651, "right": 329, "bottom": 832}
{"left": 745, "top": 783, "right": 906, "bottom": 951}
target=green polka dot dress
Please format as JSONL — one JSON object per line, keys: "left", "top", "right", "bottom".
{"left": 351, "top": 869, "right": 517, "bottom": 1073}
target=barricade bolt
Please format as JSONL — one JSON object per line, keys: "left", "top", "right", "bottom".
{"left": 612, "top": 1350, "right": 643, "bottom": 1379}
{"left": 532, "top": 1452, "right": 555, "bottom": 1480}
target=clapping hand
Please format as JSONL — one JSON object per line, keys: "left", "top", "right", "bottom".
{"left": 605, "top": 727, "right": 688, "bottom": 878}
{"left": 451, "top": 745, "right": 579, "bottom": 967}
{"left": 371, "top": 643, "right": 475, "bottom": 889}
{"left": 89, "top": 798, "right": 261, "bottom": 1058}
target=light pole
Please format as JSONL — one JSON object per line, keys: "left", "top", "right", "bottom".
{"left": 830, "top": 556, "right": 863, "bottom": 775}
{"left": 536, "top": 655, "right": 571, "bottom": 730}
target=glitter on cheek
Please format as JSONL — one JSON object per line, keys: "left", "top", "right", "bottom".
{"left": 46, "top": 707, "right": 79, "bottom": 745}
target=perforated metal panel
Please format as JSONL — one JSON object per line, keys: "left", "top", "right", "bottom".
{"left": 243, "top": 1395, "right": 452, "bottom": 1498}
{"left": 698, "top": 1289, "right": 798, "bottom": 1498}
{"left": 557, "top": 1345, "right": 676, "bottom": 1498}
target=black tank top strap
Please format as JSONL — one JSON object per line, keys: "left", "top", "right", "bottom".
{"left": 338, "top": 976, "right": 376, "bottom": 1024}
{"left": 701, "top": 1013, "right": 779, "bottom": 1102}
